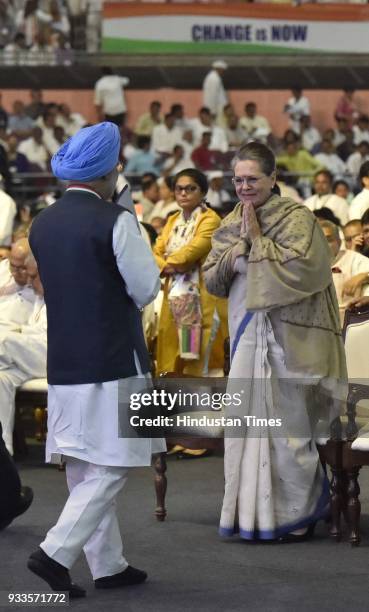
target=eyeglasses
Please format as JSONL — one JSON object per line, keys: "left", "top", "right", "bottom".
{"left": 231, "top": 175, "right": 266, "bottom": 188}
{"left": 174, "top": 184, "right": 198, "bottom": 195}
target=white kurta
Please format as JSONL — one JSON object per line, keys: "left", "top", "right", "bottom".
{"left": 202, "top": 69, "right": 228, "bottom": 116}
{"left": 45, "top": 191, "right": 166, "bottom": 467}
{"left": 349, "top": 188, "right": 369, "bottom": 220}
{"left": 0, "top": 296, "right": 47, "bottom": 454}
{"left": 0, "top": 259, "right": 36, "bottom": 327}
{"left": 304, "top": 193, "right": 349, "bottom": 226}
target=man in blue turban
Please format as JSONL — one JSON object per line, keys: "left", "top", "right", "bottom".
{"left": 27, "top": 122, "right": 165, "bottom": 597}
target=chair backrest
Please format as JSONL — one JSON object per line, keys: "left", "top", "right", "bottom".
{"left": 343, "top": 306, "right": 369, "bottom": 380}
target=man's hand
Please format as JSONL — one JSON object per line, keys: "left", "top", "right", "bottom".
{"left": 241, "top": 202, "right": 262, "bottom": 242}
{"left": 351, "top": 234, "right": 365, "bottom": 252}
{"left": 348, "top": 295, "right": 369, "bottom": 310}
{"left": 343, "top": 273, "right": 369, "bottom": 297}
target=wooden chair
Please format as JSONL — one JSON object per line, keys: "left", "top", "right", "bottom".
{"left": 13, "top": 378, "right": 48, "bottom": 457}
{"left": 340, "top": 304, "right": 369, "bottom": 546}
{"left": 152, "top": 373, "right": 226, "bottom": 521}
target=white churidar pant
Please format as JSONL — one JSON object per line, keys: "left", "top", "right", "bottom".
{"left": 41, "top": 457, "right": 129, "bottom": 579}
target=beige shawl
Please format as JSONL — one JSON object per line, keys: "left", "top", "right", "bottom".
{"left": 203, "top": 195, "right": 347, "bottom": 381}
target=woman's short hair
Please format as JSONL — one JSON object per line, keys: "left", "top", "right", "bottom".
{"left": 174, "top": 168, "right": 208, "bottom": 195}
{"left": 231, "top": 141, "right": 276, "bottom": 176}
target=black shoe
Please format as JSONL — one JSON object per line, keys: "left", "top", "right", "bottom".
{"left": 0, "top": 486, "right": 34, "bottom": 530}
{"left": 277, "top": 522, "right": 316, "bottom": 544}
{"left": 27, "top": 548, "right": 86, "bottom": 598}
{"left": 95, "top": 566, "right": 147, "bottom": 589}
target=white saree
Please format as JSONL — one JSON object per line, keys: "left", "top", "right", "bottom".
{"left": 219, "top": 264, "right": 329, "bottom": 539}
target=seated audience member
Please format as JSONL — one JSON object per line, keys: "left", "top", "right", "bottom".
{"left": 148, "top": 176, "right": 179, "bottom": 222}
{"left": 206, "top": 171, "right": 232, "bottom": 211}
{"left": 277, "top": 138, "right": 323, "bottom": 197}
{"left": 299, "top": 114, "right": 321, "bottom": 153}
{"left": 217, "top": 103, "right": 236, "bottom": 130}
{"left": 0, "top": 422, "right": 33, "bottom": 530}
{"left": 224, "top": 113, "right": 247, "bottom": 149}
{"left": 336, "top": 129, "right": 356, "bottom": 162}
{"left": 314, "top": 208, "right": 341, "bottom": 228}
{"left": 349, "top": 160, "right": 369, "bottom": 220}
{"left": 314, "top": 138, "right": 347, "bottom": 179}
{"left": 283, "top": 87, "right": 310, "bottom": 133}
{"left": 138, "top": 176, "right": 160, "bottom": 222}
{"left": 8, "top": 101, "right": 34, "bottom": 140}
{"left": 25, "top": 89, "right": 46, "bottom": 121}
{"left": 3, "top": 32, "right": 29, "bottom": 66}
{"left": 347, "top": 141, "right": 369, "bottom": 178}
{"left": 0, "top": 252, "right": 46, "bottom": 455}
{"left": 18, "top": 127, "right": 49, "bottom": 171}
{"left": 56, "top": 103, "right": 86, "bottom": 137}
{"left": 333, "top": 117, "right": 349, "bottom": 148}
{"left": 151, "top": 112, "right": 183, "bottom": 157}
{"left": 37, "top": 110, "right": 61, "bottom": 156}
{"left": 0, "top": 238, "right": 35, "bottom": 325}
{"left": 0, "top": 183, "right": 17, "bottom": 247}
{"left": 353, "top": 114, "right": 369, "bottom": 146}
{"left": 170, "top": 103, "right": 191, "bottom": 132}
{"left": 361, "top": 209, "right": 369, "bottom": 256}
{"left": 333, "top": 179, "right": 353, "bottom": 204}
{"left": 343, "top": 220, "right": 365, "bottom": 253}
{"left": 334, "top": 88, "right": 359, "bottom": 128}
{"left": 304, "top": 170, "right": 349, "bottom": 226}
{"left": 191, "top": 107, "right": 228, "bottom": 152}
{"left": 162, "top": 144, "right": 195, "bottom": 176}
{"left": 239, "top": 101, "right": 271, "bottom": 143}
{"left": 320, "top": 219, "right": 369, "bottom": 324}
{"left": 124, "top": 136, "right": 159, "bottom": 176}
{"left": 191, "top": 132, "right": 220, "bottom": 171}
{"left": 135, "top": 100, "right": 162, "bottom": 137}
{"left": 7, "top": 134, "right": 29, "bottom": 174}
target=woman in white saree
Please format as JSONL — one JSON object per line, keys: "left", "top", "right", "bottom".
{"left": 203, "top": 142, "right": 347, "bottom": 542}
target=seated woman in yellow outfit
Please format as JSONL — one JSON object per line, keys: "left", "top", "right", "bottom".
{"left": 153, "top": 168, "right": 225, "bottom": 456}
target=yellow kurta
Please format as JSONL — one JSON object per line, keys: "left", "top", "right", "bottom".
{"left": 153, "top": 208, "right": 226, "bottom": 375}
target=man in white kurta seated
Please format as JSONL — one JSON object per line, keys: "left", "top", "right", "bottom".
{"left": 349, "top": 160, "right": 369, "bottom": 220}
{"left": 27, "top": 122, "right": 165, "bottom": 598}
{"left": 0, "top": 238, "right": 35, "bottom": 327}
{"left": 304, "top": 170, "right": 349, "bottom": 226}
{"left": 320, "top": 219, "right": 369, "bottom": 324}
{"left": 0, "top": 252, "right": 46, "bottom": 455}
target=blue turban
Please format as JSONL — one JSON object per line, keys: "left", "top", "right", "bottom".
{"left": 51, "top": 122, "right": 121, "bottom": 181}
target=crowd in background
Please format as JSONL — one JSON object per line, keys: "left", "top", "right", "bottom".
{"left": 0, "top": 0, "right": 102, "bottom": 60}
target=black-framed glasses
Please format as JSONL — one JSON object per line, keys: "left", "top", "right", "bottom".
{"left": 174, "top": 184, "right": 198, "bottom": 194}
{"left": 231, "top": 175, "right": 266, "bottom": 188}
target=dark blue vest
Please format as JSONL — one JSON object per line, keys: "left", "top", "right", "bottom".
{"left": 29, "top": 189, "right": 150, "bottom": 385}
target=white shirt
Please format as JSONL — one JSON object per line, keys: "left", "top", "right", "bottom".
{"left": 353, "top": 126, "right": 369, "bottom": 146}
{"left": 0, "top": 190, "right": 17, "bottom": 246}
{"left": 151, "top": 124, "right": 183, "bottom": 155}
{"left": 332, "top": 249, "right": 369, "bottom": 310}
{"left": 285, "top": 95, "right": 310, "bottom": 132}
{"left": 56, "top": 112, "right": 87, "bottom": 137}
{"left": 239, "top": 114, "right": 271, "bottom": 140}
{"left": 314, "top": 152, "right": 347, "bottom": 178}
{"left": 45, "top": 191, "right": 164, "bottom": 466}
{"left": 304, "top": 193, "right": 349, "bottom": 226}
{"left": 202, "top": 69, "right": 228, "bottom": 116}
{"left": 349, "top": 188, "right": 369, "bottom": 220}
{"left": 206, "top": 188, "right": 231, "bottom": 210}
{"left": 0, "top": 259, "right": 36, "bottom": 327}
{"left": 94, "top": 74, "right": 129, "bottom": 115}
{"left": 18, "top": 137, "right": 49, "bottom": 170}
{"left": 301, "top": 127, "right": 321, "bottom": 152}
{"left": 191, "top": 118, "right": 228, "bottom": 152}
{"left": 347, "top": 152, "right": 369, "bottom": 178}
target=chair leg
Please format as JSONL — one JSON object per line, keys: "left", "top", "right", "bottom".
{"left": 329, "top": 464, "right": 343, "bottom": 541}
{"left": 153, "top": 452, "right": 167, "bottom": 522}
{"left": 347, "top": 467, "right": 361, "bottom": 546}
